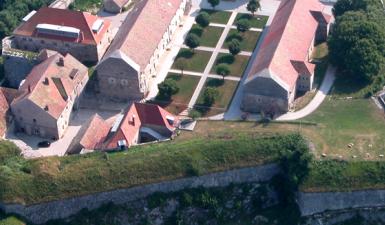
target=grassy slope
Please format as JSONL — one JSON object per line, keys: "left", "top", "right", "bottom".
{"left": 0, "top": 131, "right": 297, "bottom": 204}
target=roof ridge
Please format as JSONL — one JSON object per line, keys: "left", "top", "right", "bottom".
{"left": 81, "top": 12, "right": 98, "bottom": 45}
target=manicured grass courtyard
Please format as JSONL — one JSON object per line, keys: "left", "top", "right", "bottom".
{"left": 223, "top": 29, "right": 261, "bottom": 52}
{"left": 210, "top": 53, "right": 250, "bottom": 77}
{"left": 172, "top": 48, "right": 212, "bottom": 72}
{"left": 234, "top": 13, "right": 269, "bottom": 29}
{"left": 195, "top": 78, "right": 238, "bottom": 116}
{"left": 155, "top": 73, "right": 200, "bottom": 114}
{"left": 200, "top": 9, "right": 232, "bottom": 24}
{"left": 188, "top": 24, "right": 224, "bottom": 47}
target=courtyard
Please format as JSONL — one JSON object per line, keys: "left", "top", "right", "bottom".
{"left": 153, "top": 6, "right": 270, "bottom": 117}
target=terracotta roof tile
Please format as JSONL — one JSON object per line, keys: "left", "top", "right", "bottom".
{"left": 246, "top": 0, "right": 328, "bottom": 89}
{"left": 14, "top": 7, "right": 110, "bottom": 45}
{"left": 104, "top": 0, "right": 181, "bottom": 69}
{"left": 12, "top": 52, "right": 88, "bottom": 119}
{"left": 103, "top": 103, "right": 179, "bottom": 150}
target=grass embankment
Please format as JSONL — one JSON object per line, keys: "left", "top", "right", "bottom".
{"left": 0, "top": 132, "right": 302, "bottom": 205}
{"left": 0, "top": 216, "right": 24, "bottom": 225}
{"left": 302, "top": 160, "right": 385, "bottom": 192}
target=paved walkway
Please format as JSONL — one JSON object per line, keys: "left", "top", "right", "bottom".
{"left": 209, "top": 22, "right": 263, "bottom": 32}
{"left": 188, "top": 11, "right": 239, "bottom": 108}
{"left": 275, "top": 66, "right": 336, "bottom": 121}
{"left": 179, "top": 45, "right": 253, "bottom": 56}
{"left": 169, "top": 69, "right": 241, "bottom": 81}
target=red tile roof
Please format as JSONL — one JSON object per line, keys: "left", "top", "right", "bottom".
{"left": 246, "top": 0, "right": 328, "bottom": 90}
{"left": 79, "top": 114, "right": 112, "bottom": 150}
{"left": 103, "top": 103, "right": 179, "bottom": 150}
{"left": 12, "top": 52, "right": 88, "bottom": 119}
{"left": 14, "top": 7, "right": 110, "bottom": 45}
{"left": 104, "top": 0, "right": 182, "bottom": 69}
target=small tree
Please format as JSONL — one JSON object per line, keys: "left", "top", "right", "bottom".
{"left": 203, "top": 87, "right": 219, "bottom": 106}
{"left": 157, "top": 79, "right": 179, "bottom": 100}
{"left": 236, "top": 19, "right": 251, "bottom": 34}
{"left": 216, "top": 63, "right": 230, "bottom": 80}
{"left": 195, "top": 12, "right": 210, "bottom": 28}
{"left": 247, "top": 0, "right": 261, "bottom": 16}
{"left": 228, "top": 39, "right": 241, "bottom": 56}
{"left": 208, "top": 0, "right": 220, "bottom": 9}
{"left": 185, "top": 33, "right": 200, "bottom": 52}
{"left": 175, "top": 58, "right": 189, "bottom": 76}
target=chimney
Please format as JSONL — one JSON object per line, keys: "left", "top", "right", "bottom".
{"left": 132, "top": 114, "right": 136, "bottom": 125}
{"left": 44, "top": 77, "right": 49, "bottom": 85}
{"left": 57, "top": 57, "right": 64, "bottom": 66}
{"left": 44, "top": 105, "right": 49, "bottom": 111}
{"left": 28, "top": 85, "right": 31, "bottom": 93}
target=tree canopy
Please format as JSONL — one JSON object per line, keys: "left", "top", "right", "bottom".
{"left": 195, "top": 11, "right": 210, "bottom": 28}
{"left": 246, "top": 0, "right": 260, "bottom": 16}
{"left": 203, "top": 87, "right": 219, "bottom": 106}
{"left": 185, "top": 33, "right": 200, "bottom": 52}
{"left": 236, "top": 19, "right": 251, "bottom": 33}
{"left": 216, "top": 64, "right": 230, "bottom": 80}
{"left": 157, "top": 79, "right": 179, "bottom": 100}
{"left": 328, "top": 11, "right": 385, "bottom": 80}
{"left": 228, "top": 39, "right": 241, "bottom": 56}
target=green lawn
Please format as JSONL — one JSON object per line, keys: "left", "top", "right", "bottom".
{"left": 172, "top": 48, "right": 212, "bottom": 72}
{"left": 234, "top": 13, "right": 269, "bottom": 29}
{"left": 188, "top": 24, "right": 224, "bottom": 47}
{"left": 200, "top": 9, "right": 232, "bottom": 24}
{"left": 223, "top": 29, "right": 261, "bottom": 52}
{"left": 154, "top": 73, "right": 200, "bottom": 114}
{"left": 195, "top": 78, "right": 238, "bottom": 116}
{"left": 70, "top": 0, "right": 102, "bottom": 12}
{"left": 302, "top": 99, "right": 385, "bottom": 160}
{"left": 211, "top": 53, "right": 250, "bottom": 77}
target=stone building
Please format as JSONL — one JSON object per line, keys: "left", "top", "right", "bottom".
{"left": 242, "top": 0, "right": 331, "bottom": 114}
{"left": 11, "top": 51, "right": 89, "bottom": 140}
{"left": 103, "top": 0, "right": 130, "bottom": 13}
{"left": 11, "top": 7, "right": 111, "bottom": 63}
{"left": 96, "top": 0, "right": 191, "bottom": 101}
{"left": 68, "top": 103, "right": 179, "bottom": 153}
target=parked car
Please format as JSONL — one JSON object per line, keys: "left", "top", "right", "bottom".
{"left": 37, "top": 141, "right": 51, "bottom": 148}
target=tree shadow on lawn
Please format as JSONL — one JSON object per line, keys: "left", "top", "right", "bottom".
{"left": 331, "top": 71, "right": 371, "bottom": 97}
{"left": 176, "top": 49, "right": 194, "bottom": 59}
{"left": 225, "top": 33, "right": 243, "bottom": 43}
{"left": 237, "top": 14, "right": 253, "bottom": 21}
{"left": 206, "top": 78, "right": 225, "bottom": 87}
{"left": 216, "top": 54, "right": 235, "bottom": 65}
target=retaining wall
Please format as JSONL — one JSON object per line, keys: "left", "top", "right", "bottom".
{"left": 298, "top": 189, "right": 385, "bottom": 216}
{"left": 0, "top": 164, "right": 279, "bottom": 224}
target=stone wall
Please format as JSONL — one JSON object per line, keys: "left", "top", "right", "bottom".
{"left": 0, "top": 164, "right": 280, "bottom": 224}
{"left": 298, "top": 189, "right": 385, "bottom": 216}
